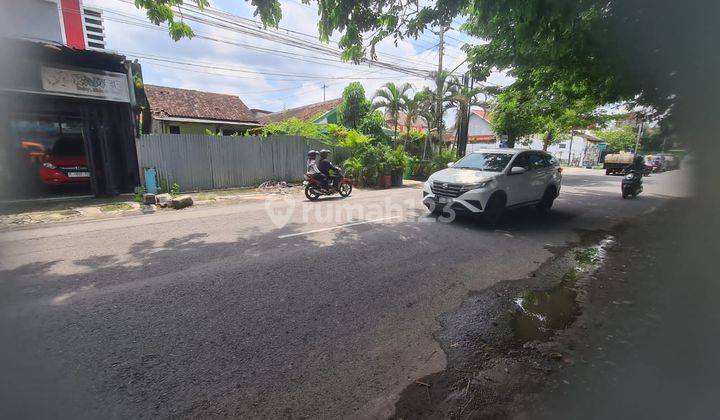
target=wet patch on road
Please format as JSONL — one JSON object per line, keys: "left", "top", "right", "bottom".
{"left": 391, "top": 232, "right": 617, "bottom": 419}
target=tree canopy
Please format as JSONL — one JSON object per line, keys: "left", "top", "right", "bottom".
{"left": 337, "top": 82, "right": 371, "bottom": 130}
{"left": 594, "top": 126, "right": 637, "bottom": 153}
{"left": 134, "top": 0, "right": 685, "bottom": 118}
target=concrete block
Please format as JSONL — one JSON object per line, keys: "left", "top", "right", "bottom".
{"left": 170, "top": 195, "right": 193, "bottom": 209}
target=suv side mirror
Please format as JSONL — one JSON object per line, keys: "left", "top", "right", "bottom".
{"left": 447, "top": 162, "right": 455, "bottom": 168}
{"left": 509, "top": 166, "right": 527, "bottom": 175}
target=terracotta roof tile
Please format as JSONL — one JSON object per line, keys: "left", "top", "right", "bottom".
{"left": 260, "top": 98, "right": 342, "bottom": 123}
{"left": 144, "top": 85, "right": 258, "bottom": 123}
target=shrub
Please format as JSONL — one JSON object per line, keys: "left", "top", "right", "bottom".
{"left": 260, "top": 118, "right": 330, "bottom": 140}
{"left": 358, "top": 110, "right": 391, "bottom": 144}
{"left": 386, "top": 145, "right": 410, "bottom": 175}
{"left": 431, "top": 148, "right": 457, "bottom": 172}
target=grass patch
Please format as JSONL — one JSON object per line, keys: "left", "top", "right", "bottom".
{"left": 559, "top": 269, "right": 579, "bottom": 286}
{"left": 192, "top": 193, "right": 216, "bottom": 201}
{"left": 574, "top": 247, "right": 598, "bottom": 265}
{"left": 99, "top": 203, "right": 133, "bottom": 212}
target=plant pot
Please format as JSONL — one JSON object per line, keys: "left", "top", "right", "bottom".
{"left": 391, "top": 172, "right": 403, "bottom": 187}
{"left": 379, "top": 174, "right": 392, "bottom": 189}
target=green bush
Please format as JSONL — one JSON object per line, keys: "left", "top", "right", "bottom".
{"left": 403, "top": 129, "right": 427, "bottom": 157}
{"left": 411, "top": 160, "right": 432, "bottom": 180}
{"left": 133, "top": 186, "right": 146, "bottom": 203}
{"left": 358, "top": 110, "right": 391, "bottom": 144}
{"left": 170, "top": 182, "right": 181, "bottom": 197}
{"left": 386, "top": 145, "right": 410, "bottom": 175}
{"left": 259, "top": 118, "right": 331, "bottom": 141}
{"left": 431, "top": 148, "right": 457, "bottom": 172}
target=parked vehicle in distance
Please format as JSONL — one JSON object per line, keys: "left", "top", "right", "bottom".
{"left": 422, "top": 149, "right": 563, "bottom": 225}
{"left": 656, "top": 153, "right": 679, "bottom": 171}
{"left": 604, "top": 152, "right": 636, "bottom": 175}
{"left": 39, "top": 136, "right": 90, "bottom": 185}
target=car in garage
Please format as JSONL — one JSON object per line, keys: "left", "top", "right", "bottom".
{"left": 422, "top": 149, "right": 562, "bottom": 224}
{"left": 39, "top": 136, "right": 91, "bottom": 185}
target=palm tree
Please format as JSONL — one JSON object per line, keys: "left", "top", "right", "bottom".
{"left": 449, "top": 77, "right": 489, "bottom": 131}
{"left": 447, "top": 76, "right": 490, "bottom": 157}
{"left": 372, "top": 82, "right": 413, "bottom": 141}
{"left": 402, "top": 94, "right": 424, "bottom": 146}
{"left": 424, "top": 71, "right": 456, "bottom": 144}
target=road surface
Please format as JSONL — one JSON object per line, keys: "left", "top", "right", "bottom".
{"left": 0, "top": 168, "right": 689, "bottom": 419}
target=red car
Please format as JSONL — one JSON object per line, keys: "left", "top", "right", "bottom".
{"left": 39, "top": 137, "right": 91, "bottom": 185}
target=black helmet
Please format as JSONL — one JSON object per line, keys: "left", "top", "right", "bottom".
{"left": 307, "top": 149, "right": 318, "bottom": 158}
{"left": 634, "top": 155, "right": 644, "bottom": 165}
{"left": 319, "top": 149, "right": 331, "bottom": 158}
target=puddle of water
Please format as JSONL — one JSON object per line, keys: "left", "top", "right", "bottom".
{"left": 511, "top": 235, "right": 616, "bottom": 342}
{"left": 512, "top": 285, "right": 578, "bottom": 342}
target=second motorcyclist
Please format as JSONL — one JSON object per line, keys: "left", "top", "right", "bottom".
{"left": 318, "top": 149, "right": 342, "bottom": 190}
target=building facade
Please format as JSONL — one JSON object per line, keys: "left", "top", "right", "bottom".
{"left": 0, "top": 1, "right": 139, "bottom": 199}
{"left": 142, "top": 85, "right": 261, "bottom": 135}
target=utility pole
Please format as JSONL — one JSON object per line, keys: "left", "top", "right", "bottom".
{"left": 435, "top": 26, "right": 446, "bottom": 146}
{"left": 634, "top": 119, "right": 644, "bottom": 154}
{"left": 456, "top": 73, "right": 472, "bottom": 158}
{"left": 321, "top": 83, "right": 327, "bottom": 102}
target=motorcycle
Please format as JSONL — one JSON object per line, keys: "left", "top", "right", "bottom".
{"left": 621, "top": 170, "right": 643, "bottom": 199}
{"left": 303, "top": 170, "right": 353, "bottom": 200}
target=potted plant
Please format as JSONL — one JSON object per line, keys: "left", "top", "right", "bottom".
{"left": 377, "top": 160, "right": 392, "bottom": 188}
{"left": 342, "top": 157, "right": 364, "bottom": 187}
{"left": 387, "top": 146, "right": 408, "bottom": 187}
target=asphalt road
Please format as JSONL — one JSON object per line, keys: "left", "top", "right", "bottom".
{"left": 0, "top": 168, "right": 690, "bottom": 419}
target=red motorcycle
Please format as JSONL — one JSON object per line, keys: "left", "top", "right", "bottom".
{"left": 303, "top": 171, "right": 352, "bottom": 200}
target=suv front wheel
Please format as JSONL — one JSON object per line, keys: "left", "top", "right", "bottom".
{"left": 536, "top": 186, "right": 557, "bottom": 213}
{"left": 483, "top": 194, "right": 506, "bottom": 226}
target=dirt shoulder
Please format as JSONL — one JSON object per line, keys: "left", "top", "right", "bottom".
{"left": 392, "top": 199, "right": 703, "bottom": 419}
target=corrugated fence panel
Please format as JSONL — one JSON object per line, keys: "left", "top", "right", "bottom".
{"left": 137, "top": 134, "right": 333, "bottom": 191}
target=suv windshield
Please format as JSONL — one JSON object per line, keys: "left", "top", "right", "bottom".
{"left": 453, "top": 152, "right": 514, "bottom": 172}
{"left": 51, "top": 137, "right": 85, "bottom": 156}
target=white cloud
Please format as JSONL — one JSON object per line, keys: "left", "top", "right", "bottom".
{"left": 88, "top": 0, "right": 512, "bottom": 112}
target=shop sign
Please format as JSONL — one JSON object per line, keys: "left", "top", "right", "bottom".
{"left": 41, "top": 66, "right": 130, "bottom": 102}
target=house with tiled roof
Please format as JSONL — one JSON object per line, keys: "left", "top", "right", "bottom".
{"left": 141, "top": 85, "right": 261, "bottom": 135}
{"left": 260, "top": 98, "right": 343, "bottom": 124}
{"left": 385, "top": 111, "right": 428, "bottom": 134}
{"left": 448, "top": 109, "right": 497, "bottom": 145}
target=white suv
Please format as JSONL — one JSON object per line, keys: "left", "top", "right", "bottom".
{"left": 422, "top": 149, "right": 562, "bottom": 224}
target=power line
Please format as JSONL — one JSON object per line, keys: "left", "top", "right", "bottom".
{"left": 109, "top": 0, "right": 442, "bottom": 77}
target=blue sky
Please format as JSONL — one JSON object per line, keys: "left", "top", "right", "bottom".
{"left": 88, "top": 0, "right": 513, "bottom": 113}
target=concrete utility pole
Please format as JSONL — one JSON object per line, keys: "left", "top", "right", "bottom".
{"left": 634, "top": 119, "right": 644, "bottom": 154}
{"left": 322, "top": 83, "right": 327, "bottom": 102}
{"left": 435, "top": 26, "right": 446, "bottom": 145}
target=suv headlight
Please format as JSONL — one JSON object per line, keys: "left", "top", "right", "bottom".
{"left": 461, "top": 180, "right": 492, "bottom": 191}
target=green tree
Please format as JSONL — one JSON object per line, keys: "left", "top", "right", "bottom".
{"left": 402, "top": 94, "right": 424, "bottom": 145}
{"left": 491, "top": 82, "right": 599, "bottom": 149}
{"left": 134, "top": 1, "right": 697, "bottom": 155}
{"left": 490, "top": 87, "right": 540, "bottom": 149}
{"left": 594, "top": 126, "right": 637, "bottom": 152}
{"left": 372, "top": 82, "right": 412, "bottom": 141}
{"left": 358, "top": 110, "right": 391, "bottom": 144}
{"left": 337, "top": 82, "right": 371, "bottom": 129}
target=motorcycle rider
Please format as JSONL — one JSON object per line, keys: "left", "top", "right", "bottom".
{"left": 318, "top": 149, "right": 341, "bottom": 190}
{"left": 621, "top": 155, "right": 644, "bottom": 198}
{"left": 306, "top": 150, "right": 328, "bottom": 186}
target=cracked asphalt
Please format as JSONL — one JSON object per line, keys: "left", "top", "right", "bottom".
{"left": 0, "top": 168, "right": 690, "bottom": 419}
